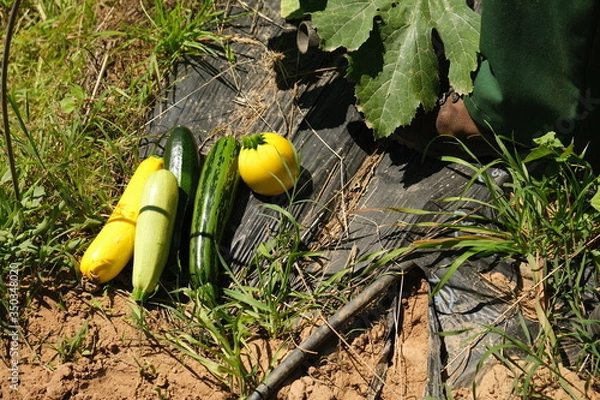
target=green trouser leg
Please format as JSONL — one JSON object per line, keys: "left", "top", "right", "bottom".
{"left": 463, "top": 1, "right": 600, "bottom": 148}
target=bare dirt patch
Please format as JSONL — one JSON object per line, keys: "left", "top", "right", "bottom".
{"left": 1, "top": 272, "right": 435, "bottom": 400}
{"left": 277, "top": 274, "right": 431, "bottom": 400}
{"left": 2, "top": 286, "right": 230, "bottom": 400}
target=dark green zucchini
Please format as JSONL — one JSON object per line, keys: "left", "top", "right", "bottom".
{"left": 189, "top": 136, "right": 241, "bottom": 300}
{"left": 163, "top": 126, "right": 201, "bottom": 281}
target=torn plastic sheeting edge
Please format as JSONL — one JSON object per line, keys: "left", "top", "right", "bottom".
{"left": 245, "top": 264, "right": 414, "bottom": 400}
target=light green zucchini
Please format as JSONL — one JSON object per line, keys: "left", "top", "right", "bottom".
{"left": 132, "top": 169, "right": 179, "bottom": 302}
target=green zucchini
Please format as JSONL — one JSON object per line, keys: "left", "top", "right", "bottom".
{"left": 163, "top": 126, "right": 201, "bottom": 280}
{"left": 189, "top": 136, "right": 241, "bottom": 301}
{"left": 132, "top": 169, "right": 179, "bottom": 302}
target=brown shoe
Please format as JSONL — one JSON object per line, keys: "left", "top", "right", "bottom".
{"left": 436, "top": 90, "right": 483, "bottom": 139}
{"left": 392, "top": 90, "right": 497, "bottom": 158}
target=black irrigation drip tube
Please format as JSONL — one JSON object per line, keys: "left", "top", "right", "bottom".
{"left": 246, "top": 265, "right": 413, "bottom": 400}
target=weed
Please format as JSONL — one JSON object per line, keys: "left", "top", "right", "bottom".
{"left": 154, "top": 200, "right": 355, "bottom": 396}
{"left": 139, "top": 0, "right": 236, "bottom": 66}
{"left": 389, "top": 132, "right": 600, "bottom": 397}
{"left": 49, "top": 320, "right": 93, "bottom": 363}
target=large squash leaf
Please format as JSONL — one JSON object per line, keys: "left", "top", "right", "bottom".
{"left": 310, "top": 0, "right": 480, "bottom": 138}
{"left": 280, "top": 0, "right": 326, "bottom": 20}
{"left": 281, "top": 0, "right": 303, "bottom": 19}
{"left": 311, "top": 0, "right": 389, "bottom": 52}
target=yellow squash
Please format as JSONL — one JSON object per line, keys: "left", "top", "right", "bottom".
{"left": 238, "top": 132, "right": 300, "bottom": 196}
{"left": 79, "top": 156, "right": 164, "bottom": 286}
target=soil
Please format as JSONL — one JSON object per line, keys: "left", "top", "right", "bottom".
{"left": 0, "top": 265, "right": 448, "bottom": 400}
{"left": 0, "top": 272, "right": 434, "bottom": 400}
{"left": 2, "top": 273, "right": 599, "bottom": 400}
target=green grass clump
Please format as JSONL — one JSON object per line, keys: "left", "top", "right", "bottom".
{"left": 484, "top": 135, "right": 600, "bottom": 397}
{"left": 0, "top": 0, "right": 233, "bottom": 328}
{"left": 395, "top": 132, "right": 600, "bottom": 398}
{"left": 147, "top": 202, "right": 355, "bottom": 397}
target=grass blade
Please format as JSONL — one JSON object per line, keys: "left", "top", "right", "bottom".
{"left": 1, "top": 0, "right": 22, "bottom": 201}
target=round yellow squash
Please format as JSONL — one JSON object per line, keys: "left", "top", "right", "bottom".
{"left": 238, "top": 132, "right": 300, "bottom": 196}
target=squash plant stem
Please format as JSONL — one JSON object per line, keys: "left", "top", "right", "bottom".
{"left": 241, "top": 133, "right": 267, "bottom": 150}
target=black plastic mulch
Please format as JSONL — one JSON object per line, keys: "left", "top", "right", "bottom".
{"left": 141, "top": 1, "right": 538, "bottom": 398}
